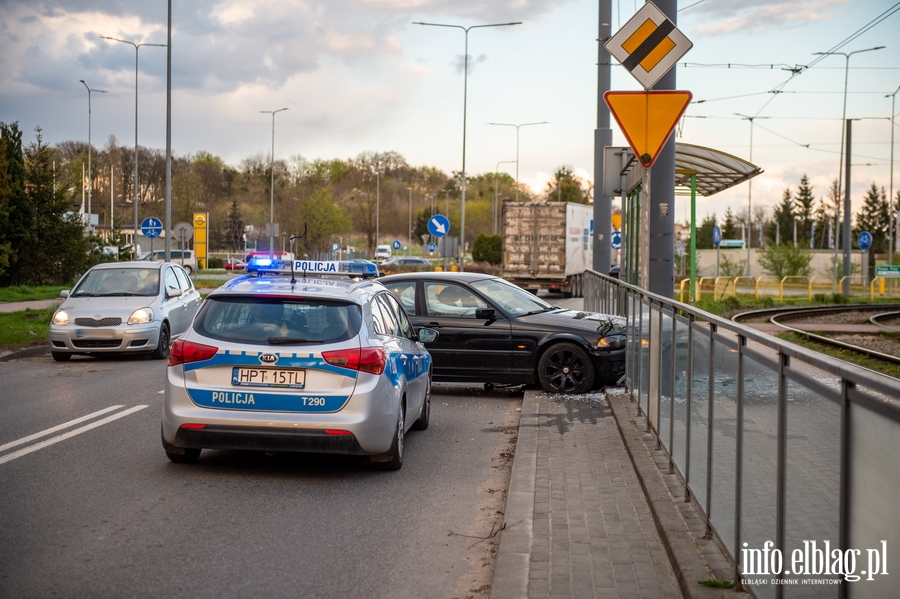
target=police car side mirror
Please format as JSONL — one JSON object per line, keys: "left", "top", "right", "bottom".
{"left": 417, "top": 328, "right": 439, "bottom": 343}
{"left": 166, "top": 287, "right": 183, "bottom": 299}
{"left": 475, "top": 308, "right": 496, "bottom": 322}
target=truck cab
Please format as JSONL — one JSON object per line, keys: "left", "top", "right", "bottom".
{"left": 374, "top": 245, "right": 392, "bottom": 262}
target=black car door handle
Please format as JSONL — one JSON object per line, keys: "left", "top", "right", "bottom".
{"left": 426, "top": 322, "right": 442, "bottom": 328}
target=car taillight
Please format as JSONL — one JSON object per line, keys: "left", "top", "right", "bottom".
{"left": 322, "top": 347, "right": 386, "bottom": 375}
{"left": 168, "top": 340, "right": 218, "bottom": 366}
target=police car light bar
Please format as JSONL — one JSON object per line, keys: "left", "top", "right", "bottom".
{"left": 247, "top": 259, "right": 379, "bottom": 278}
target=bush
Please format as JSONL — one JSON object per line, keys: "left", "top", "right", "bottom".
{"left": 757, "top": 244, "right": 812, "bottom": 278}
{"left": 207, "top": 256, "right": 223, "bottom": 268}
{"left": 472, "top": 234, "right": 502, "bottom": 265}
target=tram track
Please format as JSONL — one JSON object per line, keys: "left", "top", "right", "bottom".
{"left": 732, "top": 304, "right": 900, "bottom": 367}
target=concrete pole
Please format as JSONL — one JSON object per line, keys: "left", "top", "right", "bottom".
{"left": 843, "top": 119, "right": 852, "bottom": 294}
{"left": 648, "top": 0, "right": 677, "bottom": 297}
{"left": 593, "top": 0, "right": 613, "bottom": 277}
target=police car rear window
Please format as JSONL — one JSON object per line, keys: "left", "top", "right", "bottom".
{"left": 193, "top": 297, "right": 362, "bottom": 345}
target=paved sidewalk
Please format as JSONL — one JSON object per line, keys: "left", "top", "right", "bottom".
{"left": 492, "top": 389, "right": 740, "bottom": 599}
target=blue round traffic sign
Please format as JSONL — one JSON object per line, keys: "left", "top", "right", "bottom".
{"left": 611, "top": 230, "right": 622, "bottom": 250}
{"left": 427, "top": 242, "right": 436, "bottom": 253}
{"left": 712, "top": 225, "right": 722, "bottom": 248}
{"left": 427, "top": 214, "right": 450, "bottom": 238}
{"left": 141, "top": 217, "right": 163, "bottom": 239}
{"left": 392, "top": 240, "right": 401, "bottom": 251}
{"left": 857, "top": 231, "right": 872, "bottom": 251}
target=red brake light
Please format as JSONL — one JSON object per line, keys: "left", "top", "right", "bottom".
{"left": 324, "top": 429, "right": 352, "bottom": 435}
{"left": 322, "top": 347, "right": 386, "bottom": 375}
{"left": 168, "top": 340, "right": 218, "bottom": 366}
{"left": 180, "top": 423, "right": 207, "bottom": 430}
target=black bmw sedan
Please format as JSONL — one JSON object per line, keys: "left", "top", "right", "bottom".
{"left": 379, "top": 272, "right": 626, "bottom": 394}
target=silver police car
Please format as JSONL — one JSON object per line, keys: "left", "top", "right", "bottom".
{"left": 161, "top": 260, "right": 436, "bottom": 471}
{"left": 49, "top": 261, "right": 201, "bottom": 361}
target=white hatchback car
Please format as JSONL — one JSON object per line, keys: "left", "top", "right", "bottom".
{"left": 161, "top": 260, "right": 437, "bottom": 470}
{"left": 49, "top": 261, "right": 202, "bottom": 361}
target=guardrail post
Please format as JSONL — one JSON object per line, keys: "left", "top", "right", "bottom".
{"left": 838, "top": 379, "right": 852, "bottom": 599}
{"left": 684, "top": 313, "right": 694, "bottom": 502}
{"left": 704, "top": 322, "right": 716, "bottom": 539}
{"left": 775, "top": 351, "right": 789, "bottom": 599}
{"left": 733, "top": 334, "right": 746, "bottom": 592}
{"left": 669, "top": 306, "right": 676, "bottom": 473}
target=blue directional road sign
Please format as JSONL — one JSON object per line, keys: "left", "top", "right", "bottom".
{"left": 427, "top": 242, "right": 437, "bottom": 253}
{"left": 712, "top": 225, "right": 722, "bottom": 248}
{"left": 427, "top": 214, "right": 450, "bottom": 238}
{"left": 611, "top": 230, "right": 622, "bottom": 250}
{"left": 857, "top": 231, "right": 872, "bottom": 251}
{"left": 392, "top": 240, "right": 401, "bottom": 251}
{"left": 141, "top": 217, "right": 163, "bottom": 239}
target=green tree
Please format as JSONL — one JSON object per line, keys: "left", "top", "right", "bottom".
{"left": 757, "top": 244, "right": 813, "bottom": 279}
{"left": 17, "top": 127, "right": 92, "bottom": 285}
{"left": 722, "top": 208, "right": 738, "bottom": 240}
{"left": 546, "top": 166, "right": 589, "bottom": 203}
{"left": 296, "top": 187, "right": 352, "bottom": 256}
{"left": 793, "top": 174, "right": 815, "bottom": 248}
{"left": 694, "top": 213, "right": 717, "bottom": 249}
{"left": 854, "top": 183, "right": 889, "bottom": 253}
{"left": 225, "top": 199, "right": 244, "bottom": 252}
{"left": 765, "top": 188, "right": 794, "bottom": 246}
{"left": 472, "top": 234, "right": 501, "bottom": 265}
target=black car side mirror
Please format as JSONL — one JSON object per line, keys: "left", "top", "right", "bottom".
{"left": 475, "top": 308, "right": 496, "bottom": 323}
{"left": 417, "top": 327, "right": 439, "bottom": 343}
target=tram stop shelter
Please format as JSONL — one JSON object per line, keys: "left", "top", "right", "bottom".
{"left": 608, "top": 142, "right": 762, "bottom": 299}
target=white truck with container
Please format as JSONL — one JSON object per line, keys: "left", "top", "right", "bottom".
{"left": 502, "top": 201, "right": 592, "bottom": 297}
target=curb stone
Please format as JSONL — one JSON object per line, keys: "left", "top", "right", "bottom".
{"left": 605, "top": 391, "right": 741, "bottom": 599}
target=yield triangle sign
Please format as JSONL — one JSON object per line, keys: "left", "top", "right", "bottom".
{"left": 604, "top": 90, "right": 692, "bottom": 168}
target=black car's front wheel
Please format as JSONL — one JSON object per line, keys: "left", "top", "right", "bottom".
{"left": 538, "top": 342, "right": 596, "bottom": 394}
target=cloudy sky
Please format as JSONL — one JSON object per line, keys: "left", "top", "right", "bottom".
{"left": 1, "top": 0, "right": 898, "bottom": 222}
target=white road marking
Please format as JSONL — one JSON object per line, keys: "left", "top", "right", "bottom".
{"left": 0, "top": 405, "right": 125, "bottom": 453}
{"left": 0, "top": 405, "right": 148, "bottom": 465}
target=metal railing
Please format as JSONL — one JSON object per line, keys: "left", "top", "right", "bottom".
{"left": 677, "top": 275, "right": 900, "bottom": 303}
{"left": 584, "top": 269, "right": 900, "bottom": 599}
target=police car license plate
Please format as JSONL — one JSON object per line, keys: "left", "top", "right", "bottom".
{"left": 232, "top": 367, "right": 306, "bottom": 389}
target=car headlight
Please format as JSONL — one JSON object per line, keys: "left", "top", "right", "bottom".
{"left": 598, "top": 334, "right": 626, "bottom": 349}
{"left": 52, "top": 309, "right": 69, "bottom": 325}
{"left": 128, "top": 308, "right": 154, "bottom": 325}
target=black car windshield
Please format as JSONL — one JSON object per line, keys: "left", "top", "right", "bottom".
{"left": 72, "top": 268, "right": 160, "bottom": 297}
{"left": 470, "top": 278, "right": 554, "bottom": 315}
{"left": 193, "top": 296, "right": 362, "bottom": 345}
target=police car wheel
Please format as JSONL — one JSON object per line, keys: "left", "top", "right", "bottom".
{"left": 372, "top": 404, "right": 405, "bottom": 471}
{"left": 165, "top": 446, "right": 201, "bottom": 463}
{"left": 412, "top": 373, "right": 431, "bottom": 431}
{"left": 52, "top": 352, "right": 71, "bottom": 362}
{"left": 151, "top": 324, "right": 170, "bottom": 360}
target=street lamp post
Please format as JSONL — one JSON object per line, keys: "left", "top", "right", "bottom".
{"left": 102, "top": 36, "right": 166, "bottom": 249}
{"left": 79, "top": 80, "right": 107, "bottom": 235}
{"left": 734, "top": 113, "right": 769, "bottom": 276}
{"left": 407, "top": 187, "right": 413, "bottom": 254}
{"left": 888, "top": 85, "right": 900, "bottom": 265}
{"left": 261, "top": 108, "right": 289, "bottom": 259}
{"left": 493, "top": 160, "right": 515, "bottom": 234}
{"left": 813, "top": 46, "right": 885, "bottom": 281}
{"left": 413, "top": 20, "right": 521, "bottom": 271}
{"left": 488, "top": 121, "right": 549, "bottom": 202}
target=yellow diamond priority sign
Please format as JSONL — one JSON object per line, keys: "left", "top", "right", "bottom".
{"left": 605, "top": 1, "right": 692, "bottom": 90}
{"left": 603, "top": 90, "right": 692, "bottom": 169}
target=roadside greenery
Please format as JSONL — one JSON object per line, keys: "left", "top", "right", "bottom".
{"left": 756, "top": 243, "right": 813, "bottom": 279}
{"left": 0, "top": 285, "right": 66, "bottom": 302}
{"left": 0, "top": 307, "right": 55, "bottom": 351}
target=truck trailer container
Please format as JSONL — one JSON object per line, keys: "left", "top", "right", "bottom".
{"left": 502, "top": 201, "right": 592, "bottom": 297}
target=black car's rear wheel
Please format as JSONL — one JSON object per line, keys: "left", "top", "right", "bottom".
{"left": 538, "top": 342, "right": 596, "bottom": 394}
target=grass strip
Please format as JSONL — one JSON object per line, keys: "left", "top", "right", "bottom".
{"left": 776, "top": 332, "right": 900, "bottom": 379}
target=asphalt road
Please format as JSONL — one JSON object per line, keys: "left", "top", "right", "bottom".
{"left": 0, "top": 354, "right": 523, "bottom": 599}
